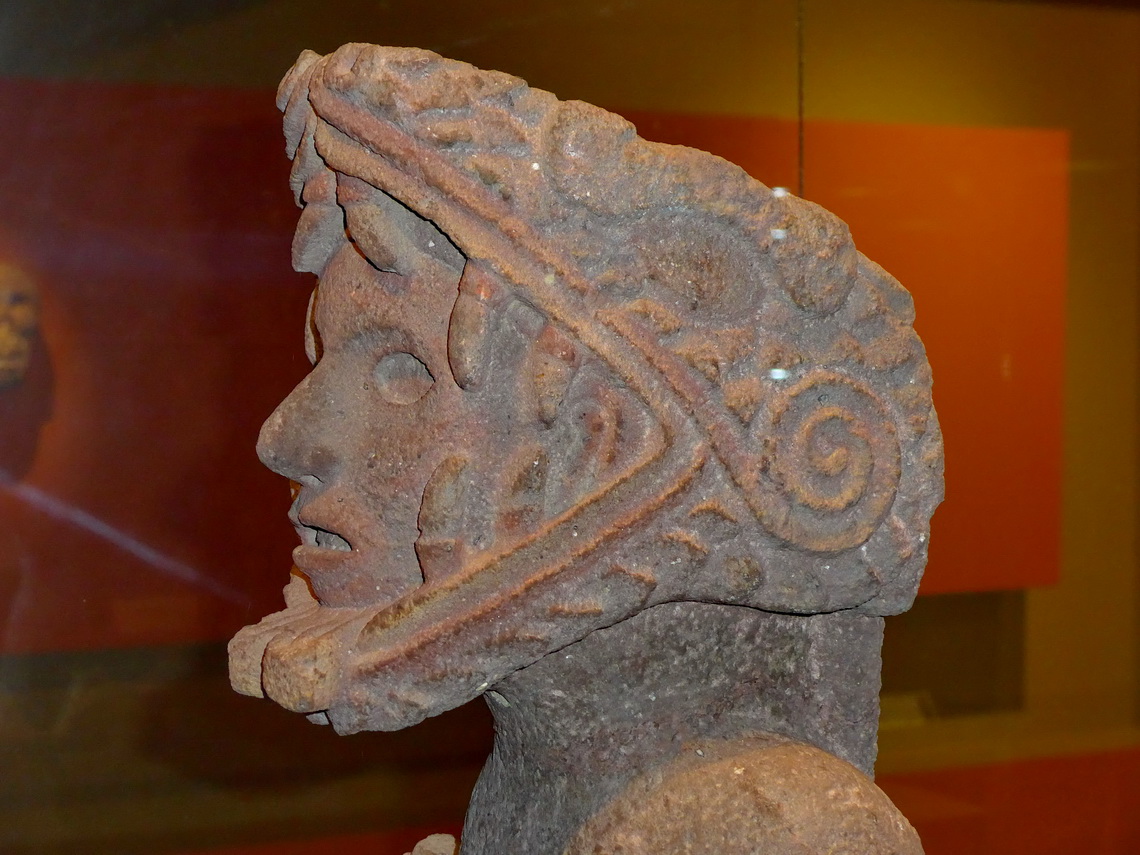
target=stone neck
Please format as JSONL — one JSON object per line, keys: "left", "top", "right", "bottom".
{"left": 459, "top": 601, "right": 884, "bottom": 855}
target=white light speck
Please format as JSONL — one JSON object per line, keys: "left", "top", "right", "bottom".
{"left": 771, "top": 228, "right": 787, "bottom": 240}
{"left": 428, "top": 240, "right": 435, "bottom": 247}
{"left": 773, "top": 187, "right": 790, "bottom": 198}
{"left": 769, "top": 368, "right": 789, "bottom": 380}
{"left": 531, "top": 162, "right": 540, "bottom": 170}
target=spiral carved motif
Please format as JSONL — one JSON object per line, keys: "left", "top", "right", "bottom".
{"left": 754, "top": 371, "right": 901, "bottom": 553}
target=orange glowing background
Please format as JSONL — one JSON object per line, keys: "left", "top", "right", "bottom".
{"left": 0, "top": 82, "right": 1066, "bottom": 654}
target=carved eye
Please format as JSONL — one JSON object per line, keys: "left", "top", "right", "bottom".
{"left": 375, "top": 352, "right": 434, "bottom": 405}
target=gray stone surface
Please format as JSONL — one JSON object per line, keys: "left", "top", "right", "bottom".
{"left": 464, "top": 603, "right": 890, "bottom": 854}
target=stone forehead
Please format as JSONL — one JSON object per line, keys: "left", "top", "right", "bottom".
{"left": 278, "top": 44, "right": 861, "bottom": 321}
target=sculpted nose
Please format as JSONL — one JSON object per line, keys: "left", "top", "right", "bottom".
{"left": 257, "top": 377, "right": 340, "bottom": 483}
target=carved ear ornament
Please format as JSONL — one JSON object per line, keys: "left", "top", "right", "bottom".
{"left": 448, "top": 260, "right": 503, "bottom": 391}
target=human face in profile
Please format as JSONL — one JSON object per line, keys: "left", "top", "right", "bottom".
{"left": 257, "top": 197, "right": 470, "bottom": 609}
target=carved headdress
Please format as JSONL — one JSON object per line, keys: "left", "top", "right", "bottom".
{"left": 230, "top": 44, "right": 943, "bottom": 734}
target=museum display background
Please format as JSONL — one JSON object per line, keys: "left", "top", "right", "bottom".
{"left": 0, "top": 0, "right": 1136, "bottom": 852}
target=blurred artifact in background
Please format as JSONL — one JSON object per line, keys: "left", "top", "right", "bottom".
{"left": 230, "top": 44, "right": 943, "bottom": 854}
{"left": 0, "top": 262, "right": 39, "bottom": 389}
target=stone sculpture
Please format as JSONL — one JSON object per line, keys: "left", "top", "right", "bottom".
{"left": 230, "top": 44, "right": 943, "bottom": 854}
{"left": 0, "top": 263, "right": 39, "bottom": 389}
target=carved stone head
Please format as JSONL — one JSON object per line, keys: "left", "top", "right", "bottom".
{"left": 0, "top": 263, "right": 39, "bottom": 389}
{"left": 230, "top": 45, "right": 943, "bottom": 735}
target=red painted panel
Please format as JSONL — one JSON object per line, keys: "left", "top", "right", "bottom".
{"left": 0, "top": 78, "right": 309, "bottom": 653}
{"left": 878, "top": 749, "right": 1140, "bottom": 854}
{"left": 0, "top": 83, "right": 1066, "bottom": 655}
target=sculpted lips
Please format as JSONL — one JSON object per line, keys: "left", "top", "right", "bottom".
{"left": 289, "top": 489, "right": 360, "bottom": 578}
{"left": 285, "top": 488, "right": 422, "bottom": 608}
{"left": 293, "top": 521, "right": 353, "bottom": 574}
{"left": 300, "top": 523, "right": 353, "bottom": 552}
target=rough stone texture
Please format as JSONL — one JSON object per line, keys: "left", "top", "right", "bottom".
{"left": 405, "top": 834, "right": 458, "bottom": 855}
{"left": 229, "top": 44, "right": 942, "bottom": 855}
{"left": 0, "top": 263, "right": 38, "bottom": 389}
{"left": 565, "top": 734, "right": 921, "bottom": 854}
{"left": 463, "top": 603, "right": 895, "bottom": 854}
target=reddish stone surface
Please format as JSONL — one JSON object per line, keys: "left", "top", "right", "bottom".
{"left": 566, "top": 735, "right": 920, "bottom": 854}
{"left": 230, "top": 45, "right": 941, "bottom": 854}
